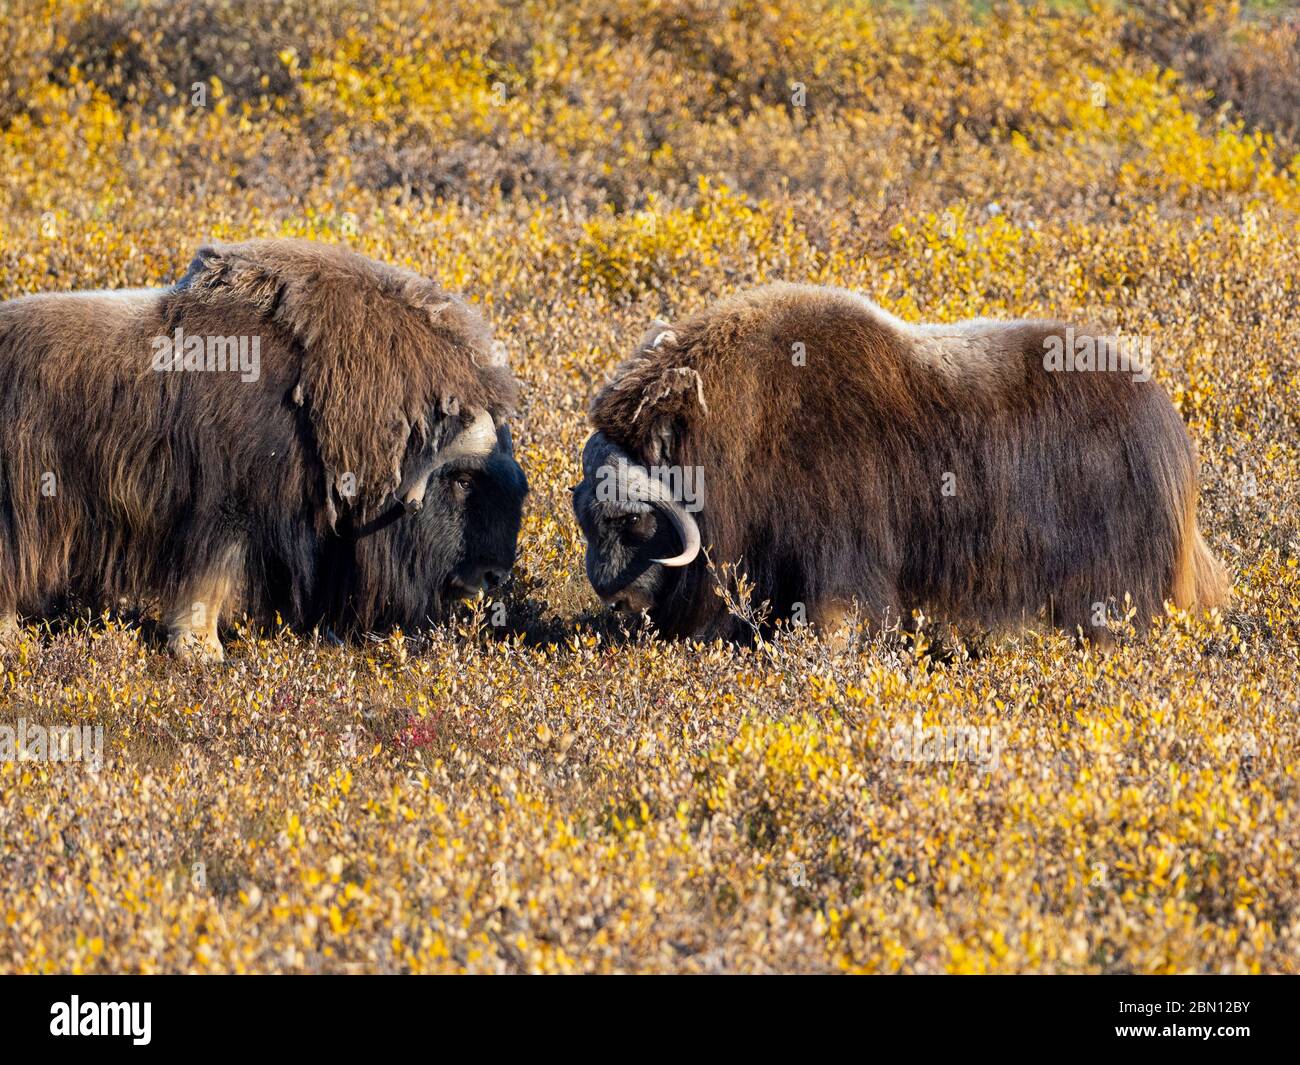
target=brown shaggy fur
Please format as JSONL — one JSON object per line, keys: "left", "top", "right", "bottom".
{"left": 0, "top": 239, "right": 518, "bottom": 658}
{"left": 588, "top": 283, "right": 1228, "bottom": 640}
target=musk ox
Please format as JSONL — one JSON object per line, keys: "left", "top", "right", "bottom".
{"left": 0, "top": 238, "right": 526, "bottom": 660}
{"left": 573, "top": 283, "right": 1227, "bottom": 641}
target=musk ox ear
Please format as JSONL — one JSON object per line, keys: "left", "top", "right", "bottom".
{"left": 590, "top": 321, "right": 707, "bottom": 466}
{"left": 174, "top": 240, "right": 514, "bottom": 524}
{"left": 636, "top": 319, "right": 678, "bottom": 353}
{"left": 175, "top": 243, "right": 284, "bottom": 313}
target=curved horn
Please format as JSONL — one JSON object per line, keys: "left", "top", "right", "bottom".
{"left": 635, "top": 469, "right": 701, "bottom": 567}
{"left": 582, "top": 433, "right": 702, "bottom": 568}
{"left": 434, "top": 408, "right": 498, "bottom": 467}
{"left": 400, "top": 409, "right": 498, "bottom": 514}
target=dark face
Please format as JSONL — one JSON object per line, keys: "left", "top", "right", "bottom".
{"left": 571, "top": 479, "right": 682, "bottom": 614}
{"left": 436, "top": 441, "right": 528, "bottom": 600}
{"left": 344, "top": 425, "right": 527, "bottom": 630}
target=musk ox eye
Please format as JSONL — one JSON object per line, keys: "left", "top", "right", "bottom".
{"left": 619, "top": 512, "right": 652, "bottom": 539}
{"left": 446, "top": 472, "right": 474, "bottom": 498}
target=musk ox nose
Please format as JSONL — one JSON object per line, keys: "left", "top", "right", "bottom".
{"left": 603, "top": 588, "right": 653, "bottom": 613}
{"left": 450, "top": 564, "right": 508, "bottom": 599}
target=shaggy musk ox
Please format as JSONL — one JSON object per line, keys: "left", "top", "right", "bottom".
{"left": 573, "top": 283, "right": 1227, "bottom": 641}
{"left": 0, "top": 239, "right": 526, "bottom": 659}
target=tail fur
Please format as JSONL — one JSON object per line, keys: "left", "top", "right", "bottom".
{"left": 1171, "top": 486, "right": 1229, "bottom": 610}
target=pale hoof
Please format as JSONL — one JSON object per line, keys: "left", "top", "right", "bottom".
{"left": 0, "top": 615, "right": 22, "bottom": 647}
{"left": 168, "top": 630, "right": 225, "bottom": 663}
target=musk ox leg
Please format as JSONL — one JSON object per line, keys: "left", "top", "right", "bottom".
{"left": 165, "top": 599, "right": 226, "bottom": 662}
{"left": 808, "top": 591, "right": 904, "bottom": 650}
{"left": 164, "top": 545, "right": 243, "bottom": 663}
{"left": 1051, "top": 594, "right": 1117, "bottom": 648}
{"left": 809, "top": 598, "right": 858, "bottom": 651}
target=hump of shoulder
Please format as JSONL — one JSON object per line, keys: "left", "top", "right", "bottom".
{"left": 796, "top": 289, "right": 1060, "bottom": 394}
{"left": 899, "top": 315, "right": 1066, "bottom": 393}
{"left": 686, "top": 283, "right": 895, "bottom": 350}
{"left": 171, "top": 238, "right": 496, "bottom": 359}
{"left": 674, "top": 285, "right": 1052, "bottom": 396}
{"left": 0, "top": 287, "right": 160, "bottom": 355}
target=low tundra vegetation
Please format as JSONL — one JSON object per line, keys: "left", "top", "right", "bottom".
{"left": 0, "top": 0, "right": 1297, "bottom": 972}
